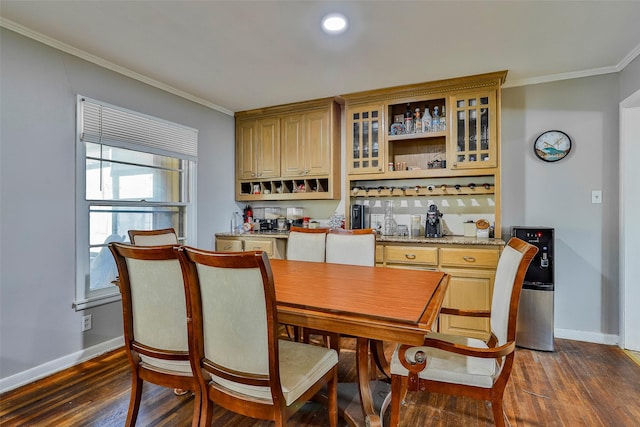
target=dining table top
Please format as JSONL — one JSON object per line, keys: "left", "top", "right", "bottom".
{"left": 269, "top": 259, "right": 449, "bottom": 346}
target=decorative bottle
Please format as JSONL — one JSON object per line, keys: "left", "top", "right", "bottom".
{"left": 422, "top": 107, "right": 432, "bottom": 133}
{"left": 414, "top": 108, "right": 422, "bottom": 133}
{"left": 440, "top": 106, "right": 446, "bottom": 131}
{"left": 404, "top": 103, "right": 413, "bottom": 134}
{"left": 433, "top": 106, "right": 440, "bottom": 131}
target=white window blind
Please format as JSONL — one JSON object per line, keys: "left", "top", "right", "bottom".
{"left": 79, "top": 97, "right": 198, "bottom": 161}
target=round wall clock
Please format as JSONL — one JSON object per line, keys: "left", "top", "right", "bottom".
{"left": 534, "top": 130, "right": 572, "bottom": 162}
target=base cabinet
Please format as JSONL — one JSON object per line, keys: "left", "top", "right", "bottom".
{"left": 378, "top": 241, "right": 501, "bottom": 338}
{"left": 215, "top": 236, "right": 286, "bottom": 259}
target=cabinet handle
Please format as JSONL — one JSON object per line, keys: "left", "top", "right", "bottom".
{"left": 405, "top": 254, "right": 417, "bottom": 260}
{"left": 251, "top": 173, "right": 256, "bottom": 177}
{"left": 224, "top": 245, "right": 232, "bottom": 251}
{"left": 463, "top": 256, "right": 476, "bottom": 262}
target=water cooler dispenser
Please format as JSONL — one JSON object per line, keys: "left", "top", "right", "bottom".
{"left": 511, "top": 227, "right": 555, "bottom": 351}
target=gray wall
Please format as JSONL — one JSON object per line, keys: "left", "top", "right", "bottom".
{"left": 620, "top": 55, "right": 640, "bottom": 101}
{"left": 502, "top": 74, "right": 620, "bottom": 339}
{"left": 0, "top": 29, "right": 235, "bottom": 381}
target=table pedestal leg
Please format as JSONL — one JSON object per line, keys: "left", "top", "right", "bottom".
{"left": 357, "top": 337, "right": 382, "bottom": 427}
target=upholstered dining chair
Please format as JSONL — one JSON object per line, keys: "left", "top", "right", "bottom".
{"left": 127, "top": 227, "right": 188, "bottom": 396}
{"left": 176, "top": 247, "right": 339, "bottom": 427}
{"left": 109, "top": 243, "right": 197, "bottom": 427}
{"left": 286, "top": 226, "right": 329, "bottom": 262}
{"left": 387, "top": 237, "right": 538, "bottom": 427}
{"left": 128, "top": 227, "right": 179, "bottom": 246}
{"left": 325, "top": 228, "right": 377, "bottom": 267}
{"left": 324, "top": 228, "right": 379, "bottom": 357}
{"left": 285, "top": 226, "right": 332, "bottom": 345}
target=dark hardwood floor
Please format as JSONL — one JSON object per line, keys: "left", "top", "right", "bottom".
{"left": 1, "top": 338, "right": 639, "bottom": 426}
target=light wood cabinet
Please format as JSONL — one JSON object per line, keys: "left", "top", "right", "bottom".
{"left": 449, "top": 91, "right": 498, "bottom": 170}
{"left": 378, "top": 241, "right": 502, "bottom": 338}
{"left": 281, "top": 109, "right": 331, "bottom": 177}
{"left": 215, "top": 235, "right": 286, "bottom": 259}
{"left": 342, "top": 71, "right": 506, "bottom": 237}
{"left": 236, "top": 117, "right": 280, "bottom": 180}
{"left": 235, "top": 98, "right": 341, "bottom": 201}
{"left": 346, "top": 103, "right": 385, "bottom": 174}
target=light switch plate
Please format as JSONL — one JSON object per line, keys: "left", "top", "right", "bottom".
{"left": 591, "top": 190, "right": 602, "bottom": 204}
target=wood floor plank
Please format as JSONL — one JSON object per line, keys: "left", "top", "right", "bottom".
{"left": 1, "top": 339, "right": 639, "bottom": 426}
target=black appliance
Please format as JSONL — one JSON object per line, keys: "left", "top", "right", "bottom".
{"left": 511, "top": 226, "right": 555, "bottom": 351}
{"left": 257, "top": 219, "right": 276, "bottom": 231}
{"left": 425, "top": 204, "right": 443, "bottom": 237}
{"left": 351, "top": 204, "right": 370, "bottom": 229}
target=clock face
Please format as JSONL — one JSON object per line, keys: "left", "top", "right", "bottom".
{"left": 534, "top": 130, "right": 571, "bottom": 162}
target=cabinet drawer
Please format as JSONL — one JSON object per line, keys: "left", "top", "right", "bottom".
{"left": 439, "top": 248, "right": 499, "bottom": 268}
{"left": 385, "top": 246, "right": 438, "bottom": 266}
{"left": 216, "top": 239, "right": 243, "bottom": 252}
{"left": 244, "top": 239, "right": 274, "bottom": 257}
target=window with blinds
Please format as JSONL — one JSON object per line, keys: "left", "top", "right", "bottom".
{"left": 74, "top": 95, "right": 198, "bottom": 310}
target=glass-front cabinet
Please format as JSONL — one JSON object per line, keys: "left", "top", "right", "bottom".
{"left": 450, "top": 91, "right": 497, "bottom": 169}
{"left": 347, "top": 104, "right": 384, "bottom": 174}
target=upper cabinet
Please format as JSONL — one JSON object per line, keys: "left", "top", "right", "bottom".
{"left": 342, "top": 71, "right": 506, "bottom": 179}
{"left": 281, "top": 109, "right": 331, "bottom": 177}
{"left": 450, "top": 91, "right": 497, "bottom": 170}
{"left": 236, "top": 117, "right": 280, "bottom": 180}
{"left": 347, "top": 103, "right": 384, "bottom": 174}
{"left": 235, "top": 98, "right": 341, "bottom": 201}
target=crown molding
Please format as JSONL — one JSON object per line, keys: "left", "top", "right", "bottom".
{"left": 0, "top": 18, "right": 235, "bottom": 117}
{"left": 503, "top": 41, "right": 640, "bottom": 89}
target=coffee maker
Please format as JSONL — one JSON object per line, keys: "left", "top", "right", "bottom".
{"left": 351, "top": 204, "right": 370, "bottom": 229}
{"left": 425, "top": 204, "right": 443, "bottom": 237}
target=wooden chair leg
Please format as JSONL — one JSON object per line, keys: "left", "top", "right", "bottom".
{"left": 327, "top": 368, "right": 338, "bottom": 427}
{"left": 491, "top": 396, "right": 507, "bottom": 427}
{"left": 389, "top": 374, "right": 408, "bottom": 427}
{"left": 125, "top": 375, "right": 143, "bottom": 427}
{"left": 198, "top": 392, "right": 214, "bottom": 427}
{"left": 191, "top": 389, "right": 201, "bottom": 427}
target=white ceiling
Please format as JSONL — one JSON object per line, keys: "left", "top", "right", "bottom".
{"left": 2, "top": 1, "right": 640, "bottom": 115}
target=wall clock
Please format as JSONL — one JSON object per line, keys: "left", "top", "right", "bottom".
{"left": 534, "top": 130, "right": 572, "bottom": 162}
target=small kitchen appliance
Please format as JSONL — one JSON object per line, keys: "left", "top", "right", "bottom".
{"left": 351, "top": 204, "right": 370, "bottom": 229}
{"left": 425, "top": 204, "right": 443, "bottom": 237}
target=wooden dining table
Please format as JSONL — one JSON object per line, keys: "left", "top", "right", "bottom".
{"left": 270, "top": 259, "right": 450, "bottom": 427}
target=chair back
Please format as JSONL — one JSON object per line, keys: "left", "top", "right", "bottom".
{"left": 109, "top": 243, "right": 190, "bottom": 371}
{"left": 128, "top": 228, "right": 179, "bottom": 246}
{"left": 325, "top": 228, "right": 377, "bottom": 267}
{"left": 491, "top": 237, "right": 538, "bottom": 346}
{"left": 178, "top": 248, "right": 285, "bottom": 402}
{"left": 286, "top": 226, "right": 329, "bottom": 262}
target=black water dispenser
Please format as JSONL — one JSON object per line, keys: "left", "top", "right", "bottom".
{"left": 511, "top": 226, "right": 555, "bottom": 351}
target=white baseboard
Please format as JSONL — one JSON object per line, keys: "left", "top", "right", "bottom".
{"left": 554, "top": 328, "right": 619, "bottom": 346}
{"left": 0, "top": 336, "right": 124, "bottom": 394}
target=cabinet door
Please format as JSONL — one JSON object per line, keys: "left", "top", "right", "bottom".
{"left": 439, "top": 267, "right": 495, "bottom": 339}
{"left": 281, "top": 113, "right": 304, "bottom": 177}
{"left": 256, "top": 118, "right": 280, "bottom": 178}
{"left": 304, "top": 109, "right": 331, "bottom": 176}
{"left": 449, "top": 91, "right": 497, "bottom": 169}
{"left": 236, "top": 118, "right": 280, "bottom": 179}
{"left": 236, "top": 120, "right": 257, "bottom": 180}
{"left": 347, "top": 104, "right": 384, "bottom": 174}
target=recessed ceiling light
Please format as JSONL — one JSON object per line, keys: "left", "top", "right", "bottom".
{"left": 321, "top": 13, "right": 348, "bottom": 35}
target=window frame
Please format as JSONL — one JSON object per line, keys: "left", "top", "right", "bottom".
{"left": 74, "top": 95, "right": 197, "bottom": 310}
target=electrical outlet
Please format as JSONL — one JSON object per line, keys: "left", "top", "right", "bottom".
{"left": 82, "top": 314, "right": 92, "bottom": 331}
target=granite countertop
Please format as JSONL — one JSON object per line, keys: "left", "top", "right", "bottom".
{"left": 215, "top": 231, "right": 505, "bottom": 246}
